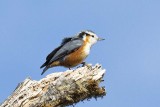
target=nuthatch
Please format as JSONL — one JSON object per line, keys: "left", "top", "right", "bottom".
{"left": 40, "top": 30, "right": 105, "bottom": 75}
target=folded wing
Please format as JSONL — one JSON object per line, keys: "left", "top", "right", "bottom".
{"left": 40, "top": 38, "right": 83, "bottom": 69}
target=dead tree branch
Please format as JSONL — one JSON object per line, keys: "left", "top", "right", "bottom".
{"left": 1, "top": 64, "right": 106, "bottom": 107}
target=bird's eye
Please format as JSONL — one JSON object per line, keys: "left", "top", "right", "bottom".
{"left": 92, "top": 35, "right": 94, "bottom": 38}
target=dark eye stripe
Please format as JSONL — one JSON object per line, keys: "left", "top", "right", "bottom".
{"left": 79, "top": 32, "right": 86, "bottom": 38}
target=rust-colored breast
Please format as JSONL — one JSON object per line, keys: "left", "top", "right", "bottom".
{"left": 61, "top": 41, "right": 90, "bottom": 68}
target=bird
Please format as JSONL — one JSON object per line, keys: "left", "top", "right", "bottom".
{"left": 40, "top": 30, "right": 105, "bottom": 75}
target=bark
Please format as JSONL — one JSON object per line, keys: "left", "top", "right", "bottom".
{"left": 1, "top": 64, "right": 106, "bottom": 107}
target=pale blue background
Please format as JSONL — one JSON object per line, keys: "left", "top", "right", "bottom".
{"left": 0, "top": 0, "right": 160, "bottom": 107}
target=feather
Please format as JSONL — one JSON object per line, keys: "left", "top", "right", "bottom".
{"left": 61, "top": 37, "right": 73, "bottom": 45}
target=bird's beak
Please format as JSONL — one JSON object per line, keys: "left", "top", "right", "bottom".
{"left": 98, "top": 38, "right": 105, "bottom": 41}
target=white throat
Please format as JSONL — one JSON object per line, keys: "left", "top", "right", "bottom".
{"left": 84, "top": 43, "right": 92, "bottom": 55}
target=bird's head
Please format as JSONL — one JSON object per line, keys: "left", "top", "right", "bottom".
{"left": 78, "top": 30, "right": 105, "bottom": 45}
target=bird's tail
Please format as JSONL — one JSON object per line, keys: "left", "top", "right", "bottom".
{"left": 40, "top": 61, "right": 48, "bottom": 68}
{"left": 41, "top": 66, "right": 49, "bottom": 75}
{"left": 40, "top": 61, "right": 60, "bottom": 75}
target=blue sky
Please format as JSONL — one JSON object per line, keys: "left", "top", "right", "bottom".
{"left": 0, "top": 0, "right": 160, "bottom": 107}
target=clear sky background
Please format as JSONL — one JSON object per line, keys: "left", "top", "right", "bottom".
{"left": 0, "top": 0, "right": 160, "bottom": 107}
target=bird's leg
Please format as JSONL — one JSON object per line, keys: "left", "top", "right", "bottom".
{"left": 81, "top": 62, "right": 87, "bottom": 67}
{"left": 76, "top": 62, "right": 86, "bottom": 68}
{"left": 81, "top": 62, "right": 92, "bottom": 70}
{"left": 76, "top": 62, "right": 85, "bottom": 68}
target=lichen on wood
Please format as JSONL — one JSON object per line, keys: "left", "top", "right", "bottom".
{"left": 1, "top": 64, "right": 106, "bottom": 107}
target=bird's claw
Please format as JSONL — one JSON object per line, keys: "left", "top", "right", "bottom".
{"left": 81, "top": 62, "right": 92, "bottom": 70}
{"left": 81, "top": 62, "right": 87, "bottom": 67}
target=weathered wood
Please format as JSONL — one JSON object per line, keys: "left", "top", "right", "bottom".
{"left": 1, "top": 64, "right": 106, "bottom": 107}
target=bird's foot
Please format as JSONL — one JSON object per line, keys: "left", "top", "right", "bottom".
{"left": 81, "top": 62, "right": 92, "bottom": 70}
{"left": 76, "top": 62, "right": 86, "bottom": 68}
{"left": 69, "top": 67, "right": 74, "bottom": 71}
{"left": 81, "top": 62, "right": 87, "bottom": 67}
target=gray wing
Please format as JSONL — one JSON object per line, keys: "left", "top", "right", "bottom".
{"left": 49, "top": 39, "right": 83, "bottom": 63}
{"left": 61, "top": 37, "right": 73, "bottom": 46}
{"left": 46, "top": 37, "right": 74, "bottom": 61}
